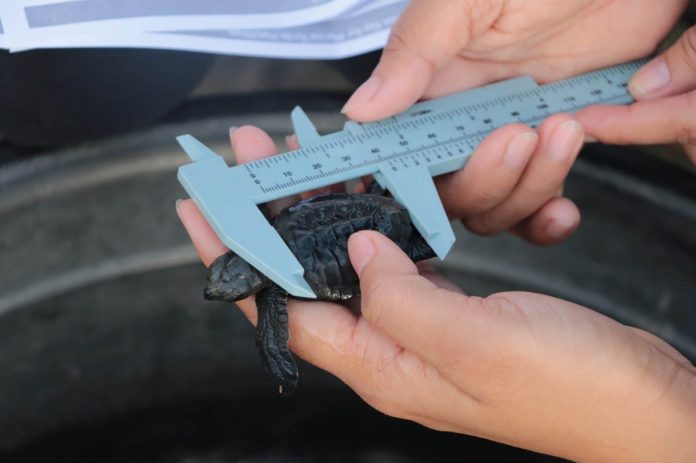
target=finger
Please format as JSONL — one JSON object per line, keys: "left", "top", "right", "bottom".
{"left": 230, "top": 125, "right": 278, "bottom": 163}
{"left": 576, "top": 92, "right": 696, "bottom": 148}
{"left": 465, "top": 115, "right": 584, "bottom": 236}
{"left": 358, "top": 175, "right": 376, "bottom": 194}
{"left": 229, "top": 125, "right": 305, "bottom": 214}
{"left": 436, "top": 125, "right": 538, "bottom": 218}
{"left": 348, "top": 231, "right": 505, "bottom": 372}
{"left": 176, "top": 199, "right": 228, "bottom": 267}
{"left": 510, "top": 197, "right": 581, "bottom": 246}
{"left": 629, "top": 26, "right": 696, "bottom": 100}
{"left": 341, "top": 0, "right": 502, "bottom": 121}
{"left": 285, "top": 133, "right": 299, "bottom": 151}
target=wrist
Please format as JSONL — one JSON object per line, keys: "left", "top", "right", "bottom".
{"left": 576, "top": 353, "right": 696, "bottom": 463}
{"left": 644, "top": 364, "right": 696, "bottom": 463}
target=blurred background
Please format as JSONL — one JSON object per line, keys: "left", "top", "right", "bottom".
{"left": 0, "top": 8, "right": 694, "bottom": 463}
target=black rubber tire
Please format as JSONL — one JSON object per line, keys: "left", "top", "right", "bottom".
{"left": 0, "top": 49, "right": 213, "bottom": 147}
{"left": 0, "top": 99, "right": 693, "bottom": 461}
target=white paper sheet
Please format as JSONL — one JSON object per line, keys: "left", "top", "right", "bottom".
{"left": 4, "top": 0, "right": 366, "bottom": 37}
{"left": 0, "top": 0, "right": 406, "bottom": 59}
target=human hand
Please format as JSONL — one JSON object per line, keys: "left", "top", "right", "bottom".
{"left": 341, "top": 231, "right": 695, "bottom": 463}
{"left": 340, "top": 0, "right": 687, "bottom": 245}
{"left": 342, "top": 0, "right": 686, "bottom": 121}
{"left": 176, "top": 126, "right": 696, "bottom": 463}
{"left": 577, "top": 24, "right": 696, "bottom": 165}
{"left": 434, "top": 114, "right": 583, "bottom": 246}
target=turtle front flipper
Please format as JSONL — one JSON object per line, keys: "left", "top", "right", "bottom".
{"left": 255, "top": 283, "right": 298, "bottom": 396}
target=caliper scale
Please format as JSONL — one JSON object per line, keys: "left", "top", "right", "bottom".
{"left": 177, "top": 59, "right": 646, "bottom": 298}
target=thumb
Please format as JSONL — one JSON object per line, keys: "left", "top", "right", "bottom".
{"left": 348, "top": 231, "right": 496, "bottom": 370}
{"left": 348, "top": 230, "right": 423, "bottom": 280}
{"left": 629, "top": 25, "right": 696, "bottom": 100}
{"left": 341, "top": 0, "right": 501, "bottom": 122}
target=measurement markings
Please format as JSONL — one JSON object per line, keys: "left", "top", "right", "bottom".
{"left": 248, "top": 70, "right": 639, "bottom": 194}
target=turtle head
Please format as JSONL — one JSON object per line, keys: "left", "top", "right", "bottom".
{"left": 204, "top": 251, "right": 270, "bottom": 301}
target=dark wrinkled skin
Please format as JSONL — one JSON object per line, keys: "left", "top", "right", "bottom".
{"left": 204, "top": 192, "right": 435, "bottom": 396}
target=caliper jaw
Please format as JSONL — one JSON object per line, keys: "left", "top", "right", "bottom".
{"left": 374, "top": 166, "right": 455, "bottom": 260}
{"left": 176, "top": 135, "right": 317, "bottom": 299}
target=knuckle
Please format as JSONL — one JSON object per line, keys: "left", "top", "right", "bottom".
{"left": 544, "top": 112, "right": 575, "bottom": 128}
{"left": 464, "top": 214, "right": 504, "bottom": 237}
{"left": 466, "top": 187, "right": 505, "bottom": 213}
{"left": 470, "top": 185, "right": 506, "bottom": 208}
{"left": 480, "top": 293, "right": 534, "bottom": 358}
{"left": 518, "top": 172, "right": 555, "bottom": 197}
{"left": 679, "top": 27, "right": 696, "bottom": 74}
{"left": 519, "top": 172, "right": 566, "bottom": 202}
{"left": 384, "top": 25, "right": 409, "bottom": 54}
{"left": 464, "top": 0, "right": 504, "bottom": 34}
{"left": 486, "top": 293, "right": 533, "bottom": 328}
{"left": 676, "top": 92, "right": 696, "bottom": 145}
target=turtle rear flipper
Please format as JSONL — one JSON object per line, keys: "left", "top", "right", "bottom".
{"left": 255, "top": 284, "right": 299, "bottom": 396}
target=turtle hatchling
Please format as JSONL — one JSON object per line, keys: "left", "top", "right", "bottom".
{"left": 203, "top": 189, "right": 435, "bottom": 396}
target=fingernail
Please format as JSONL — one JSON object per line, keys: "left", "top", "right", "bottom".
{"left": 349, "top": 233, "right": 376, "bottom": 276}
{"left": 584, "top": 134, "right": 598, "bottom": 143}
{"left": 229, "top": 126, "right": 238, "bottom": 138}
{"left": 341, "top": 76, "right": 382, "bottom": 114}
{"left": 175, "top": 199, "right": 183, "bottom": 212}
{"left": 629, "top": 57, "right": 670, "bottom": 98}
{"left": 548, "top": 120, "right": 583, "bottom": 161}
{"left": 545, "top": 217, "right": 577, "bottom": 240}
{"left": 503, "top": 132, "right": 538, "bottom": 168}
